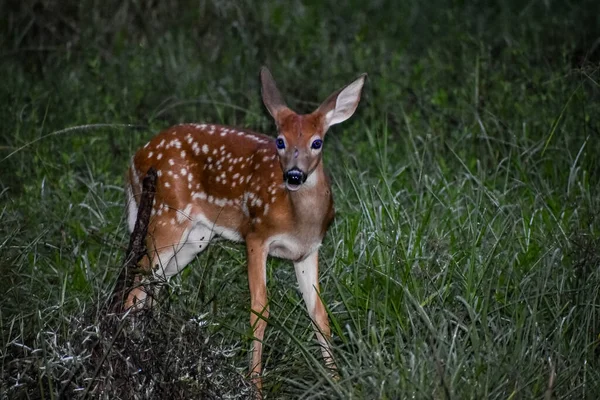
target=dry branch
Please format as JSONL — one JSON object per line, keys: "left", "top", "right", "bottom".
{"left": 107, "top": 167, "right": 157, "bottom": 314}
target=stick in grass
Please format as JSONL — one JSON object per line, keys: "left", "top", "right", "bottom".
{"left": 107, "top": 167, "right": 157, "bottom": 314}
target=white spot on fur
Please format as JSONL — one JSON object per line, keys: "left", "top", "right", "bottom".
{"left": 215, "top": 198, "right": 227, "bottom": 207}
{"left": 192, "top": 192, "right": 207, "bottom": 200}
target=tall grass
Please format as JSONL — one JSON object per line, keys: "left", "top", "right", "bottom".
{"left": 2, "top": 0, "right": 600, "bottom": 398}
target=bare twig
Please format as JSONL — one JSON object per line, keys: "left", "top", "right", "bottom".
{"left": 106, "top": 167, "right": 157, "bottom": 314}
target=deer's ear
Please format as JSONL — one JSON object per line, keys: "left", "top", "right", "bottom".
{"left": 317, "top": 73, "right": 367, "bottom": 131}
{"left": 260, "top": 66, "right": 289, "bottom": 120}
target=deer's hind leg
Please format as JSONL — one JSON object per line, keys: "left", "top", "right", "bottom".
{"left": 125, "top": 204, "right": 214, "bottom": 310}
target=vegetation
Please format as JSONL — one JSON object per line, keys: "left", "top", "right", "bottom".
{"left": 2, "top": 0, "right": 600, "bottom": 398}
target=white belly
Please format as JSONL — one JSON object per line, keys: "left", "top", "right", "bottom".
{"left": 267, "top": 233, "right": 322, "bottom": 261}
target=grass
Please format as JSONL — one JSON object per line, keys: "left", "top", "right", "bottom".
{"left": 2, "top": 0, "right": 600, "bottom": 398}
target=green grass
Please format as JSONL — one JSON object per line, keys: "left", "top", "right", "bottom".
{"left": 2, "top": 0, "right": 600, "bottom": 398}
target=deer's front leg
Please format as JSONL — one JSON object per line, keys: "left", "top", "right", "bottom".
{"left": 293, "top": 251, "right": 335, "bottom": 369}
{"left": 247, "top": 236, "right": 269, "bottom": 390}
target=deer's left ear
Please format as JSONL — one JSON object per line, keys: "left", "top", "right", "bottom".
{"left": 316, "top": 73, "right": 367, "bottom": 132}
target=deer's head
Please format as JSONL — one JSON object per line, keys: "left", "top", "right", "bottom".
{"left": 260, "top": 67, "right": 366, "bottom": 191}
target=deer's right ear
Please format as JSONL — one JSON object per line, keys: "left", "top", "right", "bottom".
{"left": 260, "top": 67, "right": 288, "bottom": 120}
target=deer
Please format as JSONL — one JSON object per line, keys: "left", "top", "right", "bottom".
{"left": 124, "top": 66, "right": 366, "bottom": 390}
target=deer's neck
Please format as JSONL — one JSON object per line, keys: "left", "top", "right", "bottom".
{"left": 288, "top": 165, "right": 333, "bottom": 229}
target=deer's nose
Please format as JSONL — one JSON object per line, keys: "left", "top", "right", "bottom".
{"left": 284, "top": 167, "right": 306, "bottom": 186}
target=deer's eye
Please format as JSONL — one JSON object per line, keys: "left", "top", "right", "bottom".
{"left": 276, "top": 137, "right": 286, "bottom": 149}
{"left": 311, "top": 139, "right": 323, "bottom": 150}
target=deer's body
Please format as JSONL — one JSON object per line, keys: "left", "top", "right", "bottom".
{"left": 124, "top": 68, "right": 365, "bottom": 390}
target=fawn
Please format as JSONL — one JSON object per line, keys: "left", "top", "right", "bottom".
{"left": 124, "top": 67, "right": 366, "bottom": 389}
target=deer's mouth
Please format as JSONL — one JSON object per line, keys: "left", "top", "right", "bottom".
{"left": 284, "top": 168, "right": 306, "bottom": 192}
{"left": 285, "top": 182, "right": 301, "bottom": 191}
